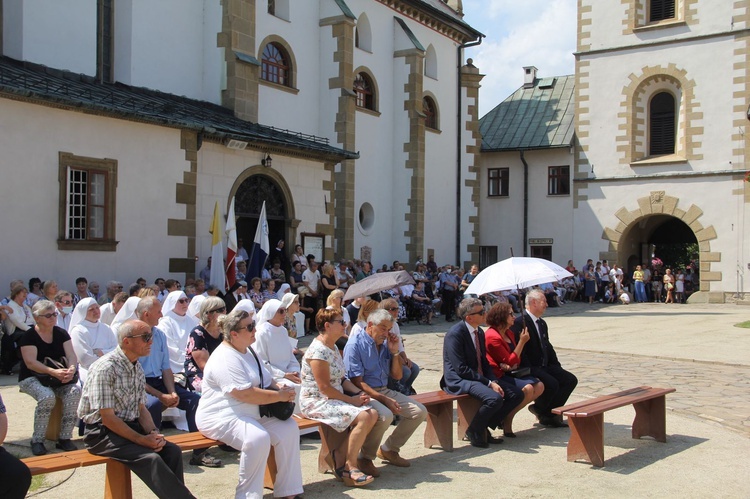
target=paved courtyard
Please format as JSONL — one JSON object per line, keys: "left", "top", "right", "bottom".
{"left": 2, "top": 301, "right": 749, "bottom": 497}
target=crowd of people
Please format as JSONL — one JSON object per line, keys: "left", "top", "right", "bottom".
{"left": 3, "top": 245, "right": 698, "bottom": 498}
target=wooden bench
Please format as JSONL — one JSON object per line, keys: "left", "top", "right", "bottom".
{"left": 552, "top": 385, "right": 676, "bottom": 467}
{"left": 410, "top": 390, "right": 481, "bottom": 452}
{"left": 22, "top": 417, "right": 325, "bottom": 499}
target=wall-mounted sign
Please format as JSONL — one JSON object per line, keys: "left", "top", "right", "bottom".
{"left": 529, "top": 238, "right": 553, "bottom": 245}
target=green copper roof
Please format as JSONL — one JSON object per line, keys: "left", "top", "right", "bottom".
{"left": 480, "top": 74, "right": 575, "bottom": 151}
{"left": 333, "top": 0, "right": 356, "bottom": 20}
{"left": 394, "top": 17, "right": 426, "bottom": 52}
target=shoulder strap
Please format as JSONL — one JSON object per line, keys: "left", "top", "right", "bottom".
{"left": 248, "top": 347, "right": 264, "bottom": 387}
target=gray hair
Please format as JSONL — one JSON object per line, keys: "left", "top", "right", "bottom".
{"left": 135, "top": 296, "right": 159, "bottom": 319}
{"left": 366, "top": 308, "right": 393, "bottom": 327}
{"left": 31, "top": 299, "right": 56, "bottom": 317}
{"left": 218, "top": 308, "right": 253, "bottom": 342}
{"left": 457, "top": 297, "right": 483, "bottom": 320}
{"left": 525, "top": 289, "right": 546, "bottom": 308}
{"left": 199, "top": 297, "right": 226, "bottom": 325}
{"left": 54, "top": 290, "right": 73, "bottom": 303}
{"left": 117, "top": 320, "right": 142, "bottom": 344}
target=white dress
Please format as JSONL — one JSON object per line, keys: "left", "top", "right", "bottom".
{"left": 196, "top": 342, "right": 303, "bottom": 499}
{"left": 69, "top": 319, "right": 117, "bottom": 383}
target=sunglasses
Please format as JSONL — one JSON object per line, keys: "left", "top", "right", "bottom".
{"left": 39, "top": 312, "right": 59, "bottom": 319}
{"left": 276, "top": 308, "right": 287, "bottom": 315}
{"left": 329, "top": 319, "right": 346, "bottom": 325}
{"left": 467, "top": 309, "right": 486, "bottom": 317}
{"left": 177, "top": 298, "right": 190, "bottom": 304}
{"left": 237, "top": 321, "right": 256, "bottom": 332}
{"left": 209, "top": 307, "right": 226, "bottom": 314}
{"left": 128, "top": 332, "right": 153, "bottom": 343}
{"left": 385, "top": 307, "right": 399, "bottom": 312}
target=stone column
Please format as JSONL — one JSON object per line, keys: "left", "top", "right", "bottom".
{"left": 218, "top": 0, "right": 259, "bottom": 122}
{"left": 461, "top": 59, "right": 484, "bottom": 268}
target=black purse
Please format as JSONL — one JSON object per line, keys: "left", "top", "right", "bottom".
{"left": 35, "top": 357, "right": 79, "bottom": 388}
{"left": 249, "top": 348, "right": 295, "bottom": 421}
{"left": 506, "top": 367, "right": 531, "bottom": 378}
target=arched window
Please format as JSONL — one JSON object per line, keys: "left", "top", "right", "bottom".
{"left": 355, "top": 14, "right": 372, "bottom": 52}
{"left": 424, "top": 44, "right": 438, "bottom": 79}
{"left": 649, "top": 92, "right": 675, "bottom": 156}
{"left": 261, "top": 43, "right": 291, "bottom": 86}
{"left": 354, "top": 73, "right": 375, "bottom": 110}
{"left": 423, "top": 96, "right": 438, "bottom": 130}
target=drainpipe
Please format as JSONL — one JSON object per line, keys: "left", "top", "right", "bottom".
{"left": 520, "top": 150, "right": 529, "bottom": 257}
{"left": 456, "top": 36, "right": 483, "bottom": 264}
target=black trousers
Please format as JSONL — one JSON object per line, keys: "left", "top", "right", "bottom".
{"left": 0, "top": 330, "right": 22, "bottom": 372}
{"left": 465, "top": 378, "right": 523, "bottom": 433}
{"left": 440, "top": 288, "right": 457, "bottom": 319}
{"left": 0, "top": 446, "right": 31, "bottom": 499}
{"left": 84, "top": 422, "right": 194, "bottom": 499}
{"left": 530, "top": 365, "right": 578, "bottom": 417}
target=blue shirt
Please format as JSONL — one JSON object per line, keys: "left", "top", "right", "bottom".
{"left": 138, "top": 326, "right": 171, "bottom": 378}
{"left": 343, "top": 329, "right": 391, "bottom": 388}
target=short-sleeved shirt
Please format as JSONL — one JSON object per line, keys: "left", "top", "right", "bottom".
{"left": 342, "top": 329, "right": 391, "bottom": 388}
{"left": 78, "top": 346, "right": 147, "bottom": 424}
{"left": 185, "top": 325, "right": 222, "bottom": 380}
{"left": 17, "top": 326, "right": 71, "bottom": 382}
{"left": 138, "top": 326, "right": 171, "bottom": 378}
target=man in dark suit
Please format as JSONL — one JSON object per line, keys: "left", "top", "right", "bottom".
{"left": 441, "top": 298, "right": 522, "bottom": 448}
{"left": 511, "top": 289, "right": 577, "bottom": 427}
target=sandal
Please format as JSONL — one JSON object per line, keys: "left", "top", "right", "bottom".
{"left": 341, "top": 467, "right": 374, "bottom": 487}
{"left": 324, "top": 451, "right": 344, "bottom": 482}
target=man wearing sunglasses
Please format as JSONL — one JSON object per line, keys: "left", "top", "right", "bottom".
{"left": 441, "top": 298, "right": 522, "bottom": 448}
{"left": 136, "top": 297, "right": 221, "bottom": 468}
{"left": 78, "top": 319, "right": 195, "bottom": 499}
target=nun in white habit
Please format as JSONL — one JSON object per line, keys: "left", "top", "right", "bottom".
{"left": 253, "top": 299, "right": 301, "bottom": 401}
{"left": 68, "top": 298, "right": 117, "bottom": 383}
{"left": 233, "top": 299, "right": 257, "bottom": 321}
{"left": 187, "top": 294, "right": 205, "bottom": 321}
{"left": 109, "top": 296, "right": 141, "bottom": 334}
{"left": 157, "top": 291, "right": 198, "bottom": 376}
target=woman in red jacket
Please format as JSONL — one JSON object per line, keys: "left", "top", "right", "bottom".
{"left": 484, "top": 302, "right": 545, "bottom": 437}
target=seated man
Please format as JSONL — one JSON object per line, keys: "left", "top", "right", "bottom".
{"left": 511, "top": 289, "right": 577, "bottom": 427}
{"left": 77, "top": 320, "right": 195, "bottom": 499}
{"left": 135, "top": 297, "right": 221, "bottom": 468}
{"left": 343, "top": 309, "right": 427, "bottom": 477}
{"left": 441, "top": 298, "right": 522, "bottom": 448}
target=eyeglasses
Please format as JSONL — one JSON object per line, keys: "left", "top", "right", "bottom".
{"left": 128, "top": 332, "right": 153, "bottom": 343}
{"left": 209, "top": 307, "right": 226, "bottom": 314}
{"left": 177, "top": 298, "right": 190, "bottom": 304}
{"left": 237, "top": 321, "right": 256, "bottom": 332}
{"left": 386, "top": 307, "right": 399, "bottom": 312}
{"left": 329, "top": 319, "right": 346, "bottom": 325}
{"left": 276, "top": 308, "right": 286, "bottom": 315}
{"left": 467, "top": 309, "right": 486, "bottom": 317}
{"left": 38, "top": 312, "right": 59, "bottom": 319}
{"left": 59, "top": 300, "right": 73, "bottom": 306}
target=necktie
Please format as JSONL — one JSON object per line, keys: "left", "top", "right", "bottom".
{"left": 536, "top": 319, "right": 549, "bottom": 367}
{"left": 473, "top": 330, "right": 484, "bottom": 376}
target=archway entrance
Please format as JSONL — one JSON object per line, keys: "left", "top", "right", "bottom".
{"left": 619, "top": 215, "right": 699, "bottom": 294}
{"left": 233, "top": 173, "right": 290, "bottom": 270}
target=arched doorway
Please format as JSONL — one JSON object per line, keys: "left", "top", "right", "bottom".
{"left": 231, "top": 168, "right": 296, "bottom": 273}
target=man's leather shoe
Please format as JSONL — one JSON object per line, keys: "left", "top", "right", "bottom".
{"left": 31, "top": 442, "right": 47, "bottom": 456}
{"left": 548, "top": 417, "right": 569, "bottom": 428}
{"left": 486, "top": 431, "right": 504, "bottom": 444}
{"left": 464, "top": 429, "right": 488, "bottom": 448}
{"left": 377, "top": 447, "right": 411, "bottom": 467}
{"left": 527, "top": 404, "right": 540, "bottom": 420}
{"left": 357, "top": 458, "right": 381, "bottom": 477}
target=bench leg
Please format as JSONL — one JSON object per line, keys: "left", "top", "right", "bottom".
{"left": 632, "top": 395, "right": 667, "bottom": 442}
{"left": 264, "top": 447, "right": 277, "bottom": 490}
{"left": 44, "top": 397, "right": 63, "bottom": 442}
{"left": 104, "top": 460, "right": 133, "bottom": 499}
{"left": 456, "top": 397, "right": 481, "bottom": 442}
{"left": 567, "top": 414, "right": 605, "bottom": 467}
{"left": 317, "top": 425, "right": 347, "bottom": 474}
{"left": 423, "top": 402, "right": 454, "bottom": 452}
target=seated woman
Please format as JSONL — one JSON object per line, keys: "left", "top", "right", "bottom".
{"left": 18, "top": 300, "right": 81, "bottom": 455}
{"left": 326, "top": 289, "right": 351, "bottom": 350}
{"left": 196, "top": 309, "right": 303, "bottom": 499}
{"left": 0, "top": 393, "right": 33, "bottom": 498}
{"left": 382, "top": 286, "right": 406, "bottom": 321}
{"left": 410, "top": 281, "right": 433, "bottom": 325}
{"left": 184, "top": 296, "right": 225, "bottom": 393}
{"left": 280, "top": 293, "right": 304, "bottom": 363}
{"left": 261, "top": 279, "right": 277, "bottom": 305}
{"left": 248, "top": 277, "right": 264, "bottom": 311}
{"left": 1, "top": 285, "right": 35, "bottom": 374}
{"left": 68, "top": 298, "right": 117, "bottom": 383}
{"left": 379, "top": 298, "right": 420, "bottom": 395}
{"left": 300, "top": 309, "right": 377, "bottom": 487}
{"left": 484, "top": 302, "right": 544, "bottom": 438}
{"left": 158, "top": 291, "right": 198, "bottom": 377}
{"left": 254, "top": 300, "right": 301, "bottom": 409}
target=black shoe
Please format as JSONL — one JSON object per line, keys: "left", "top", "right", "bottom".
{"left": 527, "top": 404, "right": 540, "bottom": 420}
{"left": 218, "top": 443, "right": 240, "bottom": 453}
{"left": 31, "top": 442, "right": 48, "bottom": 456}
{"left": 56, "top": 439, "right": 77, "bottom": 452}
{"left": 486, "top": 430, "right": 503, "bottom": 445}
{"left": 190, "top": 451, "right": 223, "bottom": 468}
{"left": 463, "top": 430, "right": 488, "bottom": 448}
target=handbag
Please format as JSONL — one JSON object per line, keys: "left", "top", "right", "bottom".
{"left": 506, "top": 367, "right": 531, "bottom": 378}
{"left": 35, "top": 357, "right": 79, "bottom": 388}
{"left": 248, "top": 348, "right": 295, "bottom": 420}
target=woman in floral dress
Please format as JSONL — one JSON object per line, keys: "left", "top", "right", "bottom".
{"left": 300, "top": 309, "right": 377, "bottom": 487}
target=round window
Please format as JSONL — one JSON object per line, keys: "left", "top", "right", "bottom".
{"left": 358, "top": 202, "right": 375, "bottom": 234}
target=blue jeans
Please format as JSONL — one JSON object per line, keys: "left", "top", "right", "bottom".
{"left": 634, "top": 281, "right": 646, "bottom": 302}
{"left": 388, "top": 361, "right": 420, "bottom": 395}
